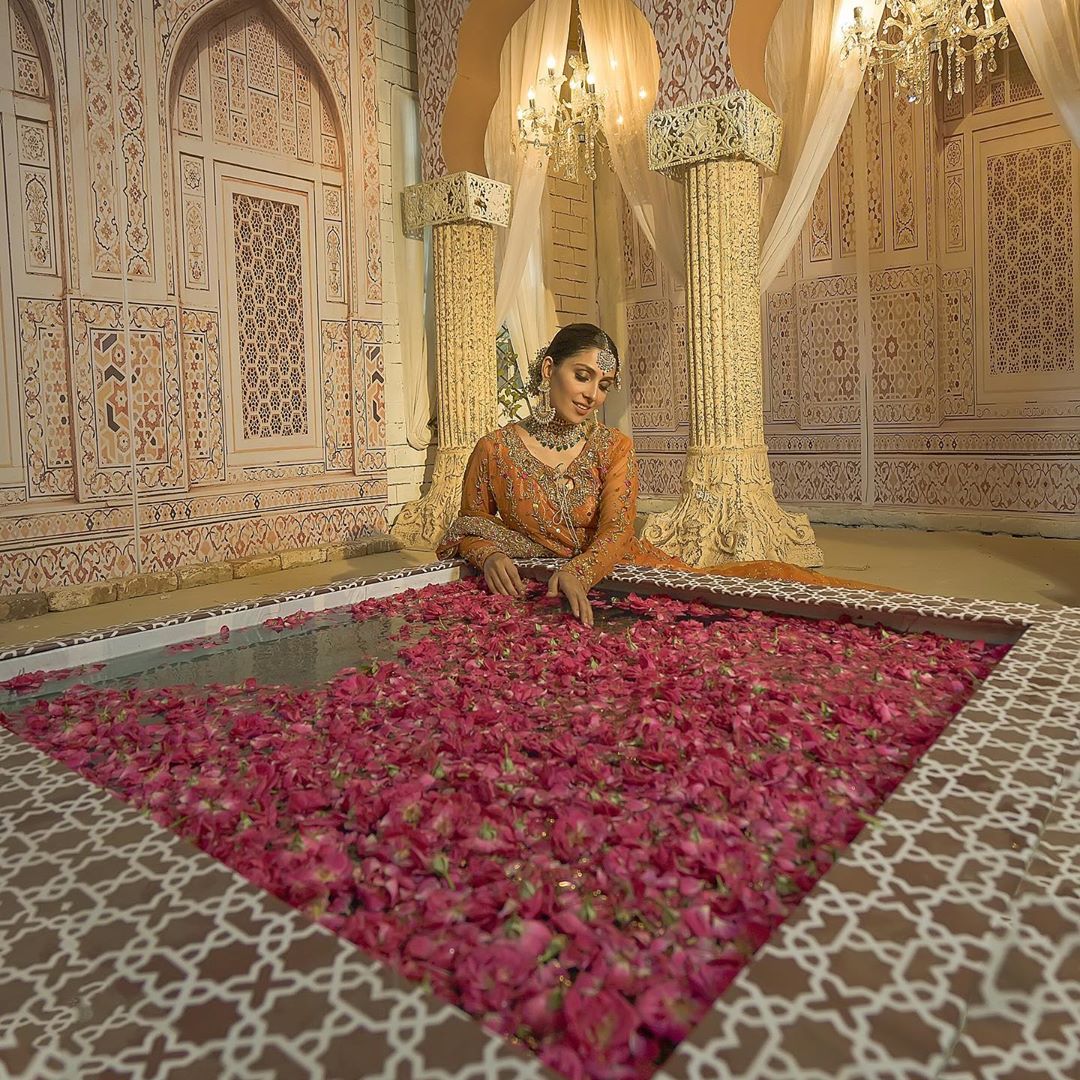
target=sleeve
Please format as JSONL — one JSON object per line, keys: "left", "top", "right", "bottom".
{"left": 562, "top": 432, "right": 638, "bottom": 590}
{"left": 435, "top": 439, "right": 503, "bottom": 571}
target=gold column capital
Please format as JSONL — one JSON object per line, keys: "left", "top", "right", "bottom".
{"left": 647, "top": 91, "right": 783, "bottom": 176}
{"left": 402, "top": 171, "right": 512, "bottom": 239}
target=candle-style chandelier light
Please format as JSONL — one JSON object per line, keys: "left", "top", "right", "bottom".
{"left": 516, "top": 21, "right": 610, "bottom": 182}
{"left": 841, "top": 1, "right": 1010, "bottom": 104}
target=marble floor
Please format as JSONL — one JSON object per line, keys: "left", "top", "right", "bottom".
{"left": 0, "top": 524, "right": 1076, "bottom": 650}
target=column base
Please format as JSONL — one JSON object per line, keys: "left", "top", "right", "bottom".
{"left": 641, "top": 445, "right": 823, "bottom": 568}
{"left": 390, "top": 447, "right": 472, "bottom": 550}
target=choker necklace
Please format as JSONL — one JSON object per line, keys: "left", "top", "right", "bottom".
{"left": 522, "top": 415, "right": 586, "bottom": 452}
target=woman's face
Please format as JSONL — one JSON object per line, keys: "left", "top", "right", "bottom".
{"left": 542, "top": 348, "right": 615, "bottom": 426}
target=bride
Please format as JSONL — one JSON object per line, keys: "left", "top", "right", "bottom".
{"left": 437, "top": 323, "right": 865, "bottom": 626}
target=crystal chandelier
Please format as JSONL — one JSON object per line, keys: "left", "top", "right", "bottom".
{"left": 516, "top": 28, "right": 609, "bottom": 182}
{"left": 841, "top": 1, "right": 1010, "bottom": 104}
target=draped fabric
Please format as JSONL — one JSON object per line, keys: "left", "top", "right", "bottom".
{"left": 391, "top": 86, "right": 435, "bottom": 450}
{"left": 760, "top": 0, "right": 886, "bottom": 290}
{"left": 437, "top": 425, "right": 887, "bottom": 592}
{"left": 579, "top": 0, "right": 685, "bottom": 285}
{"left": 485, "top": 0, "right": 571, "bottom": 370}
{"left": 999, "top": 0, "right": 1080, "bottom": 148}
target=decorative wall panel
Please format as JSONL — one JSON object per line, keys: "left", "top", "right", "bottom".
{"left": 627, "top": 299, "right": 676, "bottom": 430}
{"left": 0, "top": 0, "right": 390, "bottom": 596}
{"left": 747, "top": 54, "right": 1079, "bottom": 529}
{"left": 766, "top": 288, "right": 798, "bottom": 422}
{"left": 18, "top": 299, "right": 73, "bottom": 498}
{"left": 69, "top": 301, "right": 187, "bottom": 499}
{"left": 179, "top": 307, "right": 224, "bottom": 485}
{"left": 15, "top": 118, "right": 56, "bottom": 274}
{"left": 871, "top": 265, "right": 938, "bottom": 425}
{"left": 796, "top": 275, "right": 861, "bottom": 428}
{"left": 939, "top": 267, "right": 975, "bottom": 417}
{"left": 321, "top": 318, "right": 352, "bottom": 471}
{"left": 985, "top": 140, "right": 1074, "bottom": 378}
{"left": 231, "top": 192, "right": 310, "bottom": 441}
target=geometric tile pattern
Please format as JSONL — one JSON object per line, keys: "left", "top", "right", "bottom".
{"left": 17, "top": 299, "right": 73, "bottom": 499}
{"left": 0, "top": 724, "right": 545, "bottom": 1080}
{"left": 871, "top": 265, "right": 938, "bottom": 425}
{"left": 986, "top": 141, "right": 1074, "bottom": 377}
{"left": 231, "top": 193, "right": 309, "bottom": 441}
{"left": 656, "top": 603, "right": 1080, "bottom": 1080}
{"left": 351, "top": 318, "right": 385, "bottom": 471}
{"left": 69, "top": 302, "right": 187, "bottom": 499}
{"left": 796, "top": 275, "right": 862, "bottom": 427}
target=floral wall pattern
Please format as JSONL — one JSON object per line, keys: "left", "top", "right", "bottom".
{"left": 0, "top": 0, "right": 388, "bottom": 595}
{"left": 626, "top": 45, "right": 1080, "bottom": 536}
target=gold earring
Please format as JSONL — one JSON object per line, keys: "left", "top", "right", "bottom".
{"left": 535, "top": 380, "right": 555, "bottom": 424}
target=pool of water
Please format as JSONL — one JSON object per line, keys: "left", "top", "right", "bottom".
{"left": 0, "top": 592, "right": 646, "bottom": 710}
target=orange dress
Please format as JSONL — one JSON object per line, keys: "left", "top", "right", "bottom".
{"left": 437, "top": 424, "right": 872, "bottom": 591}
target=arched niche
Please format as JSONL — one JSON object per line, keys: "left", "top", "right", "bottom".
{"left": 441, "top": 0, "right": 536, "bottom": 175}
{"left": 164, "top": 2, "right": 361, "bottom": 489}
{"left": 728, "top": 0, "right": 785, "bottom": 109}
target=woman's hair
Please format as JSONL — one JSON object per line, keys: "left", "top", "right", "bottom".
{"left": 526, "top": 323, "right": 620, "bottom": 393}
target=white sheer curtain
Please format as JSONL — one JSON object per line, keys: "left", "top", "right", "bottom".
{"left": 579, "top": 0, "right": 685, "bottom": 285}
{"left": 760, "top": 0, "right": 885, "bottom": 290}
{"left": 999, "top": 0, "right": 1080, "bottom": 148}
{"left": 391, "top": 85, "right": 435, "bottom": 449}
{"left": 485, "top": 0, "right": 571, "bottom": 368}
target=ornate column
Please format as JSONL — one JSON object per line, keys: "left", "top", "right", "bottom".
{"left": 641, "top": 93, "right": 823, "bottom": 568}
{"left": 391, "top": 172, "right": 510, "bottom": 548}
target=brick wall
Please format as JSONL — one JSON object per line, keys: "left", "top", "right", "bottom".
{"left": 548, "top": 175, "right": 599, "bottom": 326}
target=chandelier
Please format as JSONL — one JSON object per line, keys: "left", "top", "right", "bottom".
{"left": 841, "top": 1, "right": 1010, "bottom": 104}
{"left": 516, "top": 29, "right": 609, "bottom": 182}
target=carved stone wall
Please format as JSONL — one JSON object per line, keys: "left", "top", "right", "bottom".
{"left": 629, "top": 45, "right": 1080, "bottom": 536}
{"left": 0, "top": 0, "right": 388, "bottom": 594}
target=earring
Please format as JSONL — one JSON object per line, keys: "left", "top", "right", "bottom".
{"left": 535, "top": 380, "right": 555, "bottom": 424}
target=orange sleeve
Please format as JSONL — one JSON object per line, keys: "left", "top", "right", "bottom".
{"left": 436, "top": 439, "right": 503, "bottom": 571}
{"left": 562, "top": 432, "right": 638, "bottom": 590}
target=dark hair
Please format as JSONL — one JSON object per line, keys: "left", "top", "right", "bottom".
{"left": 526, "top": 323, "right": 620, "bottom": 392}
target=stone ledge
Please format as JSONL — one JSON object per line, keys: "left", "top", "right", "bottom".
{"left": 0, "top": 533, "right": 405, "bottom": 624}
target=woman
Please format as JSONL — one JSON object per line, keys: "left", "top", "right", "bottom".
{"left": 437, "top": 324, "right": 870, "bottom": 627}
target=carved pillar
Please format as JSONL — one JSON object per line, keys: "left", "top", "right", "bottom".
{"left": 391, "top": 172, "right": 510, "bottom": 548}
{"left": 641, "top": 93, "right": 823, "bottom": 567}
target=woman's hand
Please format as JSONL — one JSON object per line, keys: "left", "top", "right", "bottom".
{"left": 483, "top": 552, "right": 526, "bottom": 598}
{"left": 547, "top": 570, "right": 593, "bottom": 627}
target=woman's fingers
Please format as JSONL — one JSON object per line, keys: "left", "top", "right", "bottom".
{"left": 506, "top": 561, "right": 526, "bottom": 597}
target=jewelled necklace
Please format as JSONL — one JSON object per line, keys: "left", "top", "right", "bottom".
{"left": 521, "top": 415, "right": 586, "bottom": 452}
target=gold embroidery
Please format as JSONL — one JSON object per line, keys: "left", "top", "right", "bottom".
{"left": 438, "top": 514, "right": 550, "bottom": 559}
